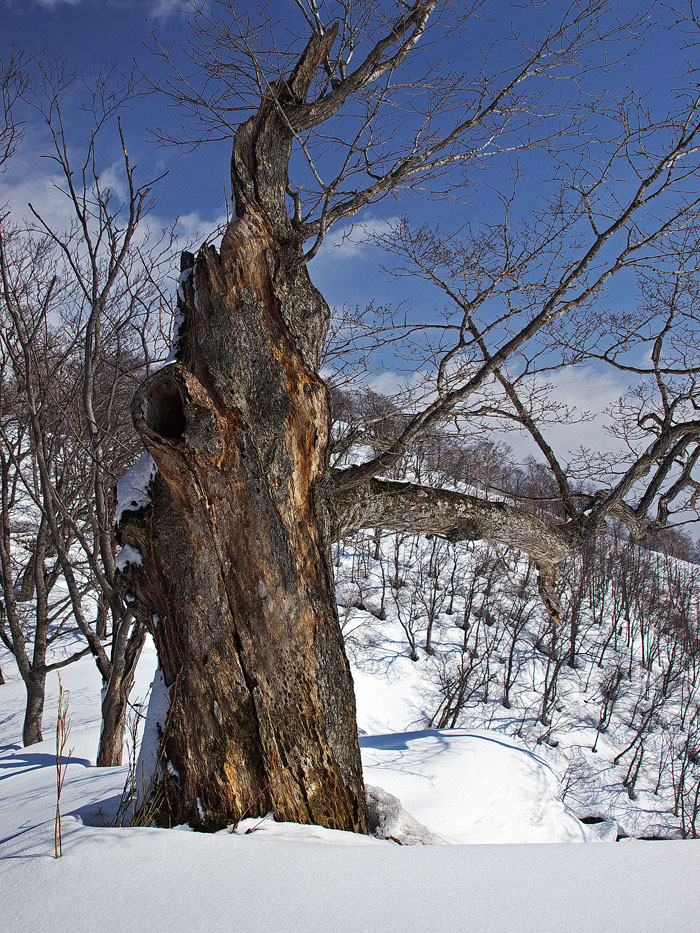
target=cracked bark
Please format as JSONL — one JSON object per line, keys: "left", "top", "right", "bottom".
{"left": 118, "top": 217, "right": 366, "bottom": 832}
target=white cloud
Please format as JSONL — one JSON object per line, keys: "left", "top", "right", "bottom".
{"left": 372, "top": 364, "right": 631, "bottom": 468}
{"left": 169, "top": 209, "right": 227, "bottom": 247}
{"left": 494, "top": 366, "right": 630, "bottom": 465}
{"left": 1, "top": 136, "right": 228, "bottom": 308}
{"left": 311, "top": 216, "right": 399, "bottom": 269}
{"left": 149, "top": 0, "right": 184, "bottom": 21}
{"left": 33, "top": 0, "right": 82, "bottom": 7}
{"left": 2, "top": 165, "right": 77, "bottom": 232}
{"left": 2, "top": 154, "right": 142, "bottom": 234}
{"left": 5, "top": 0, "right": 183, "bottom": 13}
{"left": 1, "top": 125, "right": 225, "bottom": 240}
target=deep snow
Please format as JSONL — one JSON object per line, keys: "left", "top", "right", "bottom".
{"left": 2, "top": 639, "right": 700, "bottom": 931}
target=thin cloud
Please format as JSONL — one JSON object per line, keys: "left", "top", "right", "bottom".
{"left": 312, "top": 217, "right": 400, "bottom": 268}
{"left": 3, "top": 0, "right": 182, "bottom": 11}
{"left": 496, "top": 367, "right": 629, "bottom": 465}
{"left": 33, "top": 0, "right": 82, "bottom": 8}
{"left": 149, "top": 0, "right": 184, "bottom": 21}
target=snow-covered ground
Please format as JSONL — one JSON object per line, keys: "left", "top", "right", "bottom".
{"left": 362, "top": 729, "right": 591, "bottom": 844}
{"left": 3, "top": 637, "right": 700, "bottom": 931}
{"left": 340, "top": 523, "right": 700, "bottom": 841}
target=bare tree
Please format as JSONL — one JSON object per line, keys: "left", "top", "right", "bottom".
{"left": 117, "top": 1, "right": 700, "bottom": 833}
{"left": 0, "top": 44, "right": 28, "bottom": 175}
{"left": 0, "top": 44, "right": 30, "bottom": 691}
{"left": 0, "top": 53, "right": 174, "bottom": 757}
{"left": 0, "top": 227, "right": 96, "bottom": 743}
{"left": 415, "top": 537, "right": 446, "bottom": 655}
{"left": 22, "top": 58, "right": 176, "bottom": 765}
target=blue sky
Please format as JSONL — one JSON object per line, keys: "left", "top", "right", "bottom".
{"left": 3, "top": 1, "right": 241, "bottom": 245}
{"left": 3, "top": 1, "right": 452, "bottom": 327}
{"left": 3, "top": 1, "right": 698, "bottom": 477}
{"left": 2, "top": 0, "right": 683, "bottom": 284}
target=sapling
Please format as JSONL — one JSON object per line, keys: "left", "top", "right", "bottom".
{"left": 54, "top": 673, "right": 73, "bottom": 858}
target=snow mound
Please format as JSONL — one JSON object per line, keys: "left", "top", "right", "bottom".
{"left": 361, "top": 729, "right": 595, "bottom": 844}
{"left": 366, "top": 784, "right": 447, "bottom": 845}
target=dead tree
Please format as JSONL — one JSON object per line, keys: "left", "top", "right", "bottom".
{"left": 118, "top": 1, "right": 700, "bottom": 832}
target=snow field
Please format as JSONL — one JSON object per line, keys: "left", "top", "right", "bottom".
{"left": 3, "top": 515, "right": 700, "bottom": 930}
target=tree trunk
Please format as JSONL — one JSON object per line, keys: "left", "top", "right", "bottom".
{"left": 118, "top": 218, "right": 367, "bottom": 833}
{"left": 96, "top": 615, "right": 147, "bottom": 767}
{"left": 23, "top": 673, "right": 45, "bottom": 746}
{"left": 96, "top": 685, "right": 128, "bottom": 769}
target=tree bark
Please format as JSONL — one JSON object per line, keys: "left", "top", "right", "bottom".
{"left": 23, "top": 673, "right": 45, "bottom": 746}
{"left": 96, "top": 614, "right": 147, "bottom": 767}
{"left": 118, "top": 221, "right": 366, "bottom": 832}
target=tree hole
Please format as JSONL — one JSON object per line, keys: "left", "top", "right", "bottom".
{"left": 146, "top": 380, "right": 187, "bottom": 440}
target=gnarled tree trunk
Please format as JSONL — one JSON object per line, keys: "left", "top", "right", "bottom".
{"left": 116, "top": 29, "right": 368, "bottom": 833}
{"left": 117, "top": 30, "right": 368, "bottom": 833}
{"left": 118, "top": 205, "right": 366, "bottom": 831}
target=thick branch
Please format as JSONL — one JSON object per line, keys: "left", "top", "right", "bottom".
{"left": 329, "top": 475, "right": 572, "bottom": 567}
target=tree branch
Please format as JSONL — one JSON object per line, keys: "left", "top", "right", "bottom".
{"left": 329, "top": 473, "right": 572, "bottom": 565}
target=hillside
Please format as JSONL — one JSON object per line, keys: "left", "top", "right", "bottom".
{"left": 3, "top": 516, "right": 700, "bottom": 929}
{"left": 338, "top": 515, "right": 700, "bottom": 841}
